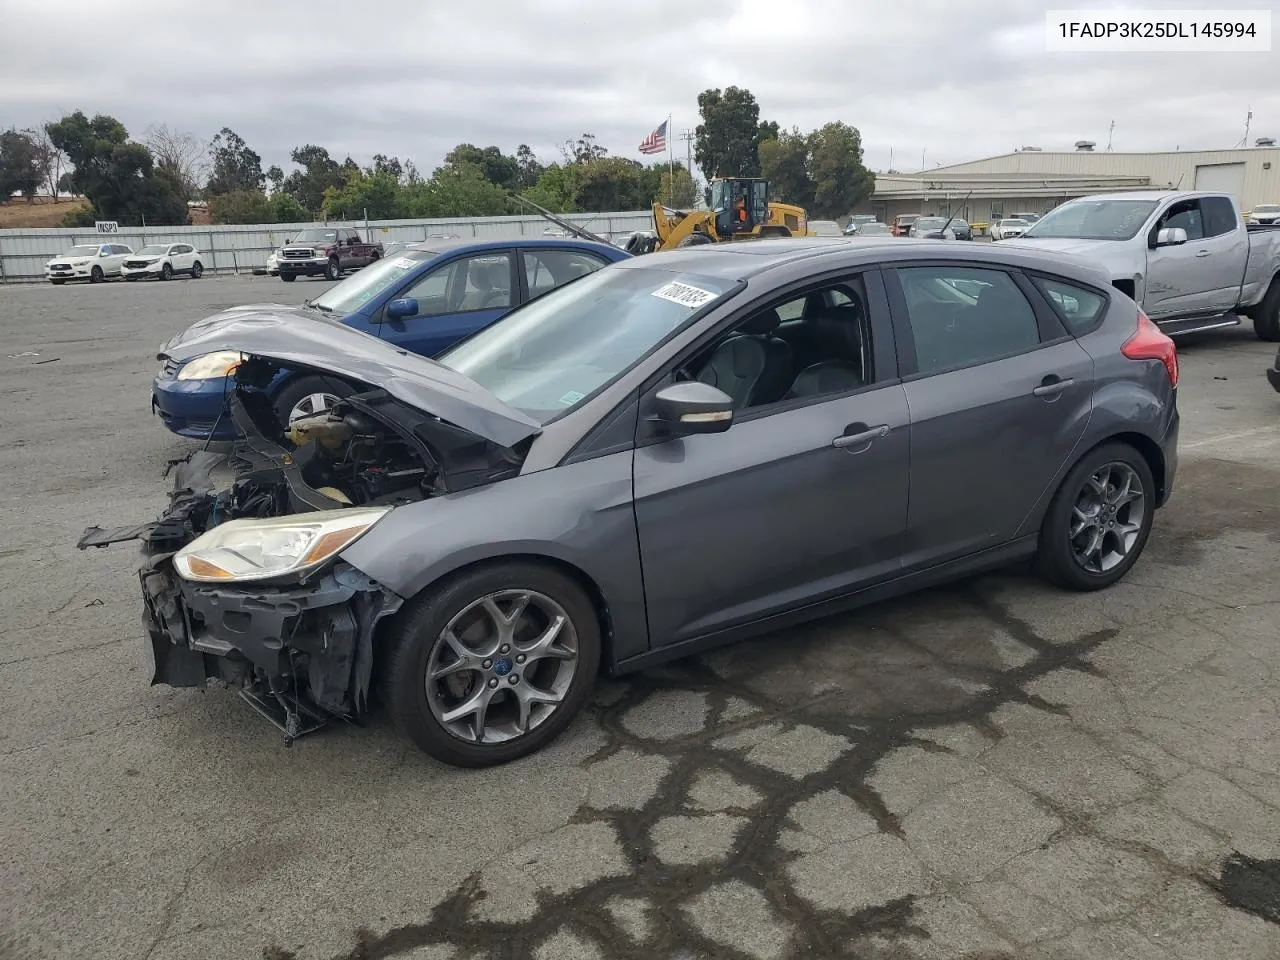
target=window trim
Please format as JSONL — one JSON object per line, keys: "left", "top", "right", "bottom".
{"left": 630, "top": 267, "right": 899, "bottom": 449}
{"left": 1148, "top": 198, "right": 1205, "bottom": 245}
{"left": 385, "top": 249, "right": 518, "bottom": 323}
{"left": 883, "top": 261, "right": 1061, "bottom": 381}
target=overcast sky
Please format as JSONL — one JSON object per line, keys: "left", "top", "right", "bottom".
{"left": 1, "top": 0, "right": 1275, "bottom": 178}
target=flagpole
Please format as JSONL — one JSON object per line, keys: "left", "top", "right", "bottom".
{"left": 667, "top": 114, "right": 673, "bottom": 205}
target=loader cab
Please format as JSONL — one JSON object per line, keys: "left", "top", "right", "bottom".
{"left": 710, "top": 178, "right": 769, "bottom": 236}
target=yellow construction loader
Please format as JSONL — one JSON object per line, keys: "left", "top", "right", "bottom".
{"left": 649, "top": 177, "right": 810, "bottom": 251}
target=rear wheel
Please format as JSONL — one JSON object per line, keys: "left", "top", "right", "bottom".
{"left": 191, "top": 261, "right": 203, "bottom": 279}
{"left": 1035, "top": 442, "right": 1156, "bottom": 591}
{"left": 382, "top": 561, "right": 601, "bottom": 767}
{"left": 676, "top": 232, "right": 715, "bottom": 248}
{"left": 1254, "top": 279, "right": 1280, "bottom": 342}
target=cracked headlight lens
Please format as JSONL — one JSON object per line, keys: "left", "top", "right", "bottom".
{"left": 175, "top": 350, "right": 245, "bottom": 381}
{"left": 173, "top": 507, "right": 391, "bottom": 582}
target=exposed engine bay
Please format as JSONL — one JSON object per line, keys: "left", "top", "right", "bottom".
{"left": 77, "top": 358, "right": 532, "bottom": 744}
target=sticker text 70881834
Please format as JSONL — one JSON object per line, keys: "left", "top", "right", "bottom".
{"left": 651, "top": 281, "right": 718, "bottom": 309}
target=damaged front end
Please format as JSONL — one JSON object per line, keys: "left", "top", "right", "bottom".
{"left": 80, "top": 357, "right": 532, "bottom": 743}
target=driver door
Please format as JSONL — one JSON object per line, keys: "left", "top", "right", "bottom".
{"left": 376, "top": 250, "right": 516, "bottom": 357}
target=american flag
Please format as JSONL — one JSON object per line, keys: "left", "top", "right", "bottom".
{"left": 639, "top": 120, "right": 668, "bottom": 155}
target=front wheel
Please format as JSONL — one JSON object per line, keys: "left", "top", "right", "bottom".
{"left": 90, "top": 266, "right": 103, "bottom": 283}
{"left": 280, "top": 273, "right": 297, "bottom": 282}
{"left": 1035, "top": 442, "right": 1156, "bottom": 591}
{"left": 160, "top": 262, "right": 173, "bottom": 281}
{"left": 382, "top": 562, "right": 601, "bottom": 767}
{"left": 191, "top": 261, "right": 203, "bottom": 279}
{"left": 324, "top": 257, "right": 341, "bottom": 281}
{"left": 271, "top": 374, "right": 355, "bottom": 428}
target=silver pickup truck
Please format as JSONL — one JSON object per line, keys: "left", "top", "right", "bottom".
{"left": 1007, "top": 190, "right": 1280, "bottom": 341}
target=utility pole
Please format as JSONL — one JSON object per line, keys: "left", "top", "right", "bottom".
{"left": 1106, "top": 120, "right": 1115, "bottom": 151}
{"left": 680, "top": 129, "right": 694, "bottom": 176}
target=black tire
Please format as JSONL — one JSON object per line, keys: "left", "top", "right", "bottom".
{"left": 270, "top": 374, "right": 356, "bottom": 428}
{"left": 324, "top": 257, "right": 341, "bottom": 281}
{"left": 1034, "top": 441, "right": 1157, "bottom": 592}
{"left": 280, "top": 273, "right": 297, "bottom": 282}
{"left": 50, "top": 279, "right": 65, "bottom": 286}
{"left": 191, "top": 261, "right": 203, "bottom": 279}
{"left": 676, "top": 232, "right": 715, "bottom": 248}
{"left": 160, "top": 262, "right": 173, "bottom": 281}
{"left": 125, "top": 275, "right": 138, "bottom": 282}
{"left": 90, "top": 266, "right": 103, "bottom": 283}
{"left": 1254, "top": 278, "right": 1280, "bottom": 342}
{"left": 382, "top": 561, "right": 601, "bottom": 767}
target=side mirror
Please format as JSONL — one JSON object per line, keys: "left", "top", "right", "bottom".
{"left": 386, "top": 298, "right": 418, "bottom": 320}
{"left": 1154, "top": 226, "right": 1188, "bottom": 247}
{"left": 653, "top": 381, "right": 734, "bottom": 435}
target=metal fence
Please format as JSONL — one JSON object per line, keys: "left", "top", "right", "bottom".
{"left": 0, "top": 211, "right": 655, "bottom": 283}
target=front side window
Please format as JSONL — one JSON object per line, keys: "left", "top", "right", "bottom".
{"left": 524, "top": 249, "right": 608, "bottom": 297}
{"left": 401, "top": 252, "right": 513, "bottom": 317}
{"left": 440, "top": 266, "right": 736, "bottom": 423}
{"left": 1158, "top": 200, "right": 1204, "bottom": 241}
{"left": 896, "top": 266, "right": 1041, "bottom": 374}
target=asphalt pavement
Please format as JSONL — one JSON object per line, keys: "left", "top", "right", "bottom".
{"left": 1, "top": 273, "right": 1278, "bottom": 960}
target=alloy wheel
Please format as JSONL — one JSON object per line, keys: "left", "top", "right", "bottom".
{"left": 425, "top": 589, "right": 579, "bottom": 744}
{"left": 287, "top": 392, "right": 340, "bottom": 424}
{"left": 1069, "top": 461, "right": 1146, "bottom": 574}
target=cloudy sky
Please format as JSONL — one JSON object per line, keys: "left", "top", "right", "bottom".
{"left": 1, "top": 0, "right": 1275, "bottom": 178}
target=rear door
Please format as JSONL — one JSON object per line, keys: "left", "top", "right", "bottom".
{"left": 885, "top": 261, "right": 1095, "bottom": 569}
{"left": 376, "top": 249, "right": 516, "bottom": 357}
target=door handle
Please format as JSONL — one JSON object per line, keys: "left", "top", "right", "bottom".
{"left": 1032, "top": 376, "right": 1075, "bottom": 398}
{"left": 1195, "top": 249, "right": 1210, "bottom": 257}
{"left": 832, "top": 424, "right": 889, "bottom": 449}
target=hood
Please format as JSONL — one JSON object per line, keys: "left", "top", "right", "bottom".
{"left": 1000, "top": 236, "right": 1122, "bottom": 257}
{"left": 284, "top": 237, "right": 337, "bottom": 248}
{"left": 160, "top": 306, "right": 542, "bottom": 449}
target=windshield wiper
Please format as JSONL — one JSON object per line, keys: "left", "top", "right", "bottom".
{"left": 303, "top": 299, "right": 334, "bottom": 313}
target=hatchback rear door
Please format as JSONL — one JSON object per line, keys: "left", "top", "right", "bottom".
{"left": 884, "top": 261, "right": 1095, "bottom": 570}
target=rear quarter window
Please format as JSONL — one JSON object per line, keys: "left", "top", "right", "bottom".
{"left": 1033, "top": 276, "right": 1108, "bottom": 335}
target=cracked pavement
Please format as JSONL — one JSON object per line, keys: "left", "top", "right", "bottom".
{"left": 1, "top": 276, "right": 1278, "bottom": 960}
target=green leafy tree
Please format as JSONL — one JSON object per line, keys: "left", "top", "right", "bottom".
{"left": 0, "top": 128, "right": 42, "bottom": 200}
{"left": 807, "top": 121, "right": 875, "bottom": 219}
{"left": 282, "top": 144, "right": 347, "bottom": 214}
{"left": 637, "top": 162, "right": 697, "bottom": 208}
{"left": 46, "top": 111, "right": 188, "bottom": 225}
{"left": 573, "top": 157, "right": 649, "bottom": 212}
{"left": 443, "top": 144, "right": 520, "bottom": 190}
{"left": 265, "top": 164, "right": 284, "bottom": 193}
{"left": 323, "top": 169, "right": 402, "bottom": 219}
{"left": 206, "top": 127, "right": 264, "bottom": 196}
{"left": 562, "top": 134, "right": 608, "bottom": 165}
{"left": 515, "top": 144, "right": 544, "bottom": 189}
{"left": 695, "top": 87, "right": 766, "bottom": 178}
{"left": 269, "top": 191, "right": 310, "bottom": 223}
{"left": 760, "top": 128, "right": 814, "bottom": 209}
{"left": 209, "top": 188, "right": 273, "bottom": 224}
{"left": 523, "top": 163, "right": 578, "bottom": 212}
{"left": 405, "top": 163, "right": 511, "bottom": 218}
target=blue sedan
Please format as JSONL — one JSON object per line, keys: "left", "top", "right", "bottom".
{"left": 152, "top": 237, "right": 630, "bottom": 440}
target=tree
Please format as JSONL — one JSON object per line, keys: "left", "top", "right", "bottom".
{"left": 144, "top": 124, "right": 208, "bottom": 199}
{"left": 695, "top": 87, "right": 765, "bottom": 178}
{"left": 405, "top": 163, "right": 511, "bottom": 218}
{"left": 443, "top": 144, "right": 520, "bottom": 190}
{"left": 207, "top": 127, "right": 264, "bottom": 196}
{"left": 760, "top": 128, "right": 814, "bottom": 209}
{"left": 281, "top": 144, "right": 346, "bottom": 214}
{"left": 523, "top": 163, "right": 578, "bottom": 212}
{"left": 573, "top": 157, "right": 649, "bottom": 212}
{"left": 561, "top": 134, "right": 607, "bottom": 165}
{"left": 265, "top": 164, "right": 284, "bottom": 194}
{"left": 806, "top": 121, "right": 875, "bottom": 219}
{"left": 323, "top": 168, "right": 402, "bottom": 219}
{"left": 27, "top": 125, "right": 67, "bottom": 199}
{"left": 660, "top": 166, "right": 698, "bottom": 208}
{"left": 758, "top": 120, "right": 780, "bottom": 144}
{"left": 46, "top": 111, "right": 188, "bottom": 225}
{"left": 0, "top": 128, "right": 41, "bottom": 200}
{"left": 210, "top": 188, "right": 312, "bottom": 225}
{"left": 515, "top": 144, "right": 544, "bottom": 189}
{"left": 370, "top": 153, "right": 403, "bottom": 181}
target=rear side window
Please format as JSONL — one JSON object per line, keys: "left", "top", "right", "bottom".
{"left": 1200, "top": 197, "right": 1238, "bottom": 238}
{"left": 897, "top": 266, "right": 1041, "bottom": 375}
{"left": 1033, "top": 277, "right": 1107, "bottom": 334}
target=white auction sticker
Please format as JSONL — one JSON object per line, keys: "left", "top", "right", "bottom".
{"left": 651, "top": 281, "right": 718, "bottom": 308}
{"left": 392, "top": 257, "right": 417, "bottom": 269}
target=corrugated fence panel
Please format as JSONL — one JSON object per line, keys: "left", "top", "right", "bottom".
{"left": 0, "top": 211, "right": 654, "bottom": 283}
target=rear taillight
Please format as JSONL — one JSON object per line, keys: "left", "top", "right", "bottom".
{"left": 1121, "top": 310, "right": 1178, "bottom": 388}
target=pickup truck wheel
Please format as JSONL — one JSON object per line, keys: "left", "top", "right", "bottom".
{"left": 324, "top": 257, "right": 341, "bottom": 281}
{"left": 381, "top": 561, "right": 601, "bottom": 767}
{"left": 280, "top": 273, "right": 296, "bottom": 282}
{"left": 1254, "top": 280, "right": 1280, "bottom": 342}
{"left": 1035, "top": 442, "right": 1155, "bottom": 592}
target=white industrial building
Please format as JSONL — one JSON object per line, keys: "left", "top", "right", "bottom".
{"left": 862, "top": 139, "right": 1280, "bottom": 226}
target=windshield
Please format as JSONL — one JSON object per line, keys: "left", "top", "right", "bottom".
{"left": 291, "top": 229, "right": 338, "bottom": 243}
{"left": 859, "top": 223, "right": 890, "bottom": 235}
{"left": 1254, "top": 204, "right": 1280, "bottom": 214}
{"left": 440, "top": 266, "right": 736, "bottom": 424}
{"left": 1003, "top": 219, "right": 1029, "bottom": 227}
{"left": 65, "top": 245, "right": 100, "bottom": 257}
{"left": 310, "top": 250, "right": 435, "bottom": 314}
{"left": 1022, "top": 199, "right": 1157, "bottom": 240}
{"left": 138, "top": 245, "right": 168, "bottom": 256}
{"left": 915, "top": 218, "right": 947, "bottom": 229}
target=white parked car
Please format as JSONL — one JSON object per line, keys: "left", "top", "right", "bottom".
{"left": 990, "top": 218, "right": 1031, "bottom": 241}
{"left": 121, "top": 243, "right": 204, "bottom": 281}
{"left": 808, "top": 219, "right": 844, "bottom": 237}
{"left": 44, "top": 242, "right": 134, "bottom": 284}
{"left": 264, "top": 248, "right": 282, "bottom": 275}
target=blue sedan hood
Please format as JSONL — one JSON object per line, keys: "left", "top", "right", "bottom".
{"left": 159, "top": 305, "right": 541, "bottom": 449}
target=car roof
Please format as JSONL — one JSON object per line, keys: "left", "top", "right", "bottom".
{"left": 611, "top": 236, "right": 1115, "bottom": 289}
{"left": 404, "top": 236, "right": 625, "bottom": 258}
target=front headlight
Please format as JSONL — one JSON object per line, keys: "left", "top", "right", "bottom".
{"left": 173, "top": 506, "right": 391, "bottom": 583}
{"left": 175, "top": 350, "right": 245, "bottom": 381}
